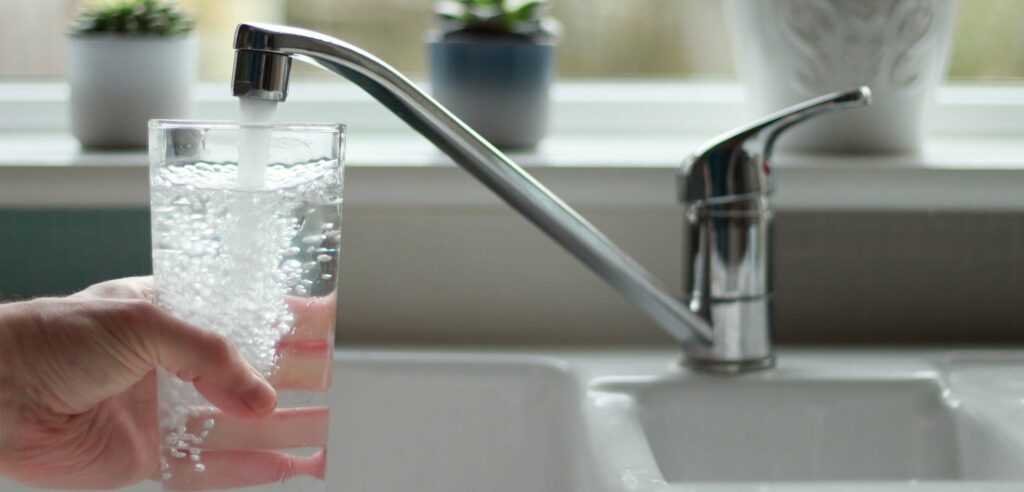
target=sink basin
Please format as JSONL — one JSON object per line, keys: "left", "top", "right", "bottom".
{"left": 329, "top": 351, "right": 588, "bottom": 492}
{"left": 627, "top": 377, "right": 959, "bottom": 482}
{"left": 586, "top": 351, "right": 1024, "bottom": 490}
{"left": 4, "top": 348, "right": 1023, "bottom": 492}
{"left": 0, "top": 350, "right": 595, "bottom": 492}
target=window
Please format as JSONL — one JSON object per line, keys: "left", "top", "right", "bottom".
{"left": 2, "top": 0, "right": 1023, "bottom": 81}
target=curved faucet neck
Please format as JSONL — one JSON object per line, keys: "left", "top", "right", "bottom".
{"left": 231, "top": 22, "right": 717, "bottom": 348}
{"left": 230, "top": 22, "right": 871, "bottom": 373}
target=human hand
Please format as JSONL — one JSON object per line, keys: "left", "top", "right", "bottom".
{"left": 0, "top": 277, "right": 334, "bottom": 490}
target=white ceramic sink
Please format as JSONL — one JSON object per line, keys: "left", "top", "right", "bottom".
{"left": 1, "top": 350, "right": 597, "bottom": 492}
{"left": 4, "top": 349, "right": 1024, "bottom": 492}
{"left": 585, "top": 351, "right": 1024, "bottom": 491}
{"left": 617, "top": 377, "right": 962, "bottom": 482}
{"left": 328, "top": 351, "right": 592, "bottom": 492}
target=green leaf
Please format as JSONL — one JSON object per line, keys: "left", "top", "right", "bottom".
{"left": 507, "top": 0, "right": 544, "bottom": 22}
{"left": 68, "top": 0, "right": 194, "bottom": 36}
{"left": 434, "top": 0, "right": 555, "bottom": 37}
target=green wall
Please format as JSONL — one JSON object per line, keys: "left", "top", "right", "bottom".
{"left": 0, "top": 209, "right": 152, "bottom": 300}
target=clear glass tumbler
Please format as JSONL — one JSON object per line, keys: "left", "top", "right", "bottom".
{"left": 148, "top": 120, "right": 344, "bottom": 491}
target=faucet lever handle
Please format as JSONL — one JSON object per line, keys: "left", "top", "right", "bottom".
{"left": 741, "top": 86, "right": 872, "bottom": 158}
{"left": 679, "top": 86, "right": 871, "bottom": 204}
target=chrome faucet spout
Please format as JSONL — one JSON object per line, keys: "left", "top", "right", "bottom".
{"left": 230, "top": 22, "right": 870, "bottom": 373}
{"left": 231, "top": 23, "right": 716, "bottom": 349}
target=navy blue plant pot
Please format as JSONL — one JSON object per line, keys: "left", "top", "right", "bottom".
{"left": 428, "top": 33, "right": 555, "bottom": 150}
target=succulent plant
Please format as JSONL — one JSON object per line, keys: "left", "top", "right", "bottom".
{"left": 69, "top": 0, "right": 194, "bottom": 37}
{"left": 435, "top": 0, "right": 560, "bottom": 40}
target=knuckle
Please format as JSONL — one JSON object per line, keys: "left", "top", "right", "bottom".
{"left": 100, "top": 299, "right": 159, "bottom": 355}
{"left": 81, "top": 279, "right": 121, "bottom": 298}
{"left": 203, "top": 333, "right": 235, "bottom": 364}
{"left": 79, "top": 277, "right": 152, "bottom": 300}
{"left": 119, "top": 299, "right": 158, "bottom": 324}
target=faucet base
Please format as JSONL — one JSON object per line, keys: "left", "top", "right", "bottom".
{"left": 679, "top": 296, "right": 774, "bottom": 373}
{"left": 680, "top": 355, "right": 776, "bottom": 374}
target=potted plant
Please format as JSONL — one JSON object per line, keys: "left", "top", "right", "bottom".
{"left": 428, "top": 0, "right": 560, "bottom": 150}
{"left": 67, "top": 0, "right": 197, "bottom": 149}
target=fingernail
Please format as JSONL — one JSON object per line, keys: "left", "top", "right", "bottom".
{"left": 240, "top": 368, "right": 276, "bottom": 414}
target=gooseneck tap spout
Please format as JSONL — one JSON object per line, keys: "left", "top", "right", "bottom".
{"left": 231, "top": 22, "right": 870, "bottom": 372}
{"left": 232, "top": 22, "right": 715, "bottom": 348}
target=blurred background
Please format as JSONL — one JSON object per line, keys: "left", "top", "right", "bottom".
{"left": 2, "top": 0, "right": 1023, "bottom": 81}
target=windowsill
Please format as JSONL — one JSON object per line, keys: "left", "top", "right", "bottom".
{"left": 1, "top": 130, "right": 1023, "bottom": 211}
{"left": 1, "top": 80, "right": 1023, "bottom": 211}
{"left": 2, "top": 128, "right": 1024, "bottom": 169}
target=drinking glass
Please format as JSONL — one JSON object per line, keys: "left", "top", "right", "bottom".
{"left": 148, "top": 120, "right": 344, "bottom": 491}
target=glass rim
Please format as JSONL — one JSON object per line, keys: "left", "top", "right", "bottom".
{"left": 149, "top": 119, "right": 346, "bottom": 133}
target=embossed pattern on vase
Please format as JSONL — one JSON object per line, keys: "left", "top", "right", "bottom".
{"left": 779, "top": 0, "right": 938, "bottom": 93}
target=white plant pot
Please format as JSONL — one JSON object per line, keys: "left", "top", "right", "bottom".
{"left": 67, "top": 34, "right": 197, "bottom": 149}
{"left": 727, "top": 0, "right": 957, "bottom": 153}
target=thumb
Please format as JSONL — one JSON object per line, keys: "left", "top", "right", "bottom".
{"left": 134, "top": 302, "right": 277, "bottom": 418}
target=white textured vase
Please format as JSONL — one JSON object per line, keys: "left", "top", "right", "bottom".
{"left": 67, "top": 34, "right": 197, "bottom": 149}
{"left": 728, "top": 0, "right": 957, "bottom": 153}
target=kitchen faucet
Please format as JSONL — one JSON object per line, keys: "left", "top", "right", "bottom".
{"left": 231, "top": 22, "right": 870, "bottom": 373}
